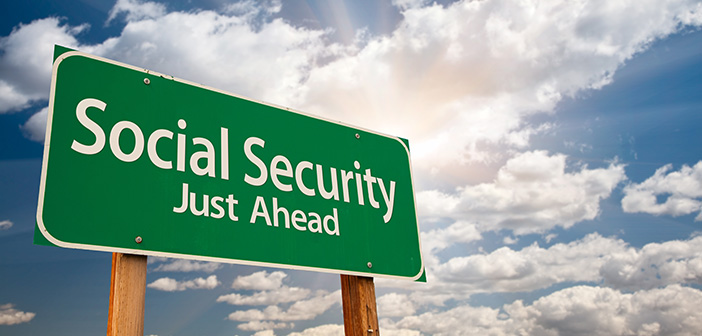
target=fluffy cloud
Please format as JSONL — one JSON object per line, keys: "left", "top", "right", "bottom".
{"left": 432, "top": 233, "right": 627, "bottom": 294}
{"left": 0, "top": 304, "right": 35, "bottom": 325}
{"left": 389, "top": 285, "right": 702, "bottom": 336}
{"left": 237, "top": 320, "right": 293, "bottom": 331}
{"left": 0, "top": 220, "right": 13, "bottom": 230}
{"left": 622, "top": 161, "right": 702, "bottom": 220}
{"left": 601, "top": 235, "right": 702, "bottom": 290}
{"left": 377, "top": 293, "right": 416, "bottom": 317}
{"left": 4, "top": 0, "right": 700, "bottom": 169}
{"left": 419, "top": 151, "right": 626, "bottom": 235}
{"left": 147, "top": 275, "right": 220, "bottom": 291}
{"left": 227, "top": 290, "right": 341, "bottom": 322}
{"left": 419, "top": 220, "right": 481, "bottom": 268}
{"left": 0, "top": 18, "right": 88, "bottom": 113}
{"left": 152, "top": 259, "right": 221, "bottom": 273}
{"left": 287, "top": 324, "right": 344, "bottom": 336}
{"left": 217, "top": 286, "right": 311, "bottom": 306}
{"left": 107, "top": 0, "right": 166, "bottom": 24}
{"left": 231, "top": 270, "right": 288, "bottom": 291}
{"left": 299, "top": 0, "right": 702, "bottom": 184}
{"left": 92, "top": 2, "right": 330, "bottom": 108}
{"left": 388, "top": 233, "right": 702, "bottom": 306}
{"left": 2, "top": 0, "right": 330, "bottom": 141}
{"left": 221, "top": 271, "right": 339, "bottom": 330}
{"left": 19, "top": 107, "right": 48, "bottom": 142}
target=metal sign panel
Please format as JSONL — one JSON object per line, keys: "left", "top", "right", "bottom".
{"left": 36, "top": 47, "right": 424, "bottom": 281}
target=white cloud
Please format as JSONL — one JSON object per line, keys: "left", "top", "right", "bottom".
{"left": 147, "top": 275, "right": 220, "bottom": 291}
{"left": 0, "top": 18, "right": 88, "bottom": 113}
{"left": 601, "top": 235, "right": 702, "bottom": 290}
{"left": 298, "top": 0, "right": 702, "bottom": 185}
{"left": 237, "top": 320, "right": 293, "bottom": 331}
{"left": 419, "top": 151, "right": 626, "bottom": 235}
{"left": 91, "top": 6, "right": 330, "bottom": 108}
{"left": 231, "top": 271, "right": 287, "bottom": 291}
{"left": 252, "top": 330, "right": 277, "bottom": 336}
{"left": 152, "top": 259, "right": 221, "bottom": 273}
{"left": 419, "top": 220, "right": 481, "bottom": 268}
{"left": 19, "top": 106, "right": 48, "bottom": 142}
{"left": 287, "top": 324, "right": 344, "bottom": 336}
{"left": 389, "top": 285, "right": 702, "bottom": 336}
{"left": 217, "top": 286, "right": 311, "bottom": 306}
{"left": 389, "top": 233, "right": 702, "bottom": 306}
{"left": 622, "top": 162, "right": 702, "bottom": 220}
{"left": 433, "top": 233, "right": 627, "bottom": 293}
{"left": 107, "top": 0, "right": 166, "bottom": 24}
{"left": 0, "top": 304, "right": 35, "bottom": 325}
{"left": 227, "top": 290, "right": 341, "bottom": 322}
{"left": 377, "top": 293, "right": 416, "bottom": 317}
{"left": 0, "top": 220, "right": 13, "bottom": 230}
{"left": 1, "top": 0, "right": 700, "bottom": 181}
{"left": 377, "top": 324, "right": 422, "bottom": 336}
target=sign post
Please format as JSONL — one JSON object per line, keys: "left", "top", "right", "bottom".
{"left": 36, "top": 46, "right": 424, "bottom": 335}
{"left": 341, "top": 275, "right": 380, "bottom": 335}
{"left": 106, "top": 253, "right": 147, "bottom": 336}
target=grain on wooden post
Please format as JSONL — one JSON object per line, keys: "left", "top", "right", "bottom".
{"left": 107, "top": 252, "right": 147, "bottom": 336}
{"left": 341, "top": 275, "right": 380, "bottom": 336}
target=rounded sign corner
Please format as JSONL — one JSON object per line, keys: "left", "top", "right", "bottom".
{"left": 35, "top": 212, "right": 68, "bottom": 249}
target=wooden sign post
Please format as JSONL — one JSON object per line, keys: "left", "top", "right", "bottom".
{"left": 341, "top": 275, "right": 380, "bottom": 335}
{"left": 107, "top": 253, "right": 147, "bottom": 336}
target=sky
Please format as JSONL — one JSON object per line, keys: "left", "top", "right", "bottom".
{"left": 1, "top": 0, "right": 702, "bottom": 335}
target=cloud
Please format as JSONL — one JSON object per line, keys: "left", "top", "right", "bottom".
{"left": 217, "top": 286, "right": 311, "bottom": 306}
{"left": 389, "top": 285, "right": 702, "bottom": 336}
{"left": 433, "top": 233, "right": 627, "bottom": 293}
{"left": 90, "top": 5, "right": 330, "bottom": 109}
{"left": 418, "top": 151, "right": 626, "bottom": 235}
{"left": 298, "top": 0, "right": 702, "bottom": 184}
{"left": 227, "top": 290, "right": 341, "bottom": 322}
{"left": 0, "top": 304, "right": 35, "bottom": 325}
{"left": 622, "top": 161, "right": 702, "bottom": 220}
{"left": 253, "top": 331, "right": 277, "bottom": 336}
{"left": 3, "top": 0, "right": 700, "bottom": 159}
{"left": 389, "top": 233, "right": 702, "bottom": 306}
{"left": 2, "top": 2, "right": 330, "bottom": 140}
{"left": 0, "top": 18, "right": 88, "bottom": 113}
{"left": 419, "top": 220, "right": 481, "bottom": 268}
{"left": 146, "top": 275, "right": 220, "bottom": 291}
{"left": 377, "top": 293, "right": 416, "bottom": 317}
{"left": 220, "top": 270, "right": 336, "bottom": 329}
{"left": 0, "top": 220, "right": 13, "bottom": 230}
{"left": 600, "top": 235, "right": 702, "bottom": 290}
{"left": 19, "top": 106, "right": 48, "bottom": 142}
{"left": 107, "top": 0, "right": 166, "bottom": 24}
{"left": 231, "top": 271, "right": 288, "bottom": 291}
{"left": 152, "top": 259, "right": 221, "bottom": 273}
{"left": 237, "top": 320, "right": 293, "bottom": 331}
{"left": 287, "top": 324, "right": 344, "bottom": 336}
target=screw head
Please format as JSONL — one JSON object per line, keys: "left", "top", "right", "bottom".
{"left": 355, "top": 133, "right": 360, "bottom": 139}
{"left": 367, "top": 262, "right": 372, "bottom": 268}
{"left": 135, "top": 236, "right": 143, "bottom": 244}
{"left": 143, "top": 78, "right": 150, "bottom": 85}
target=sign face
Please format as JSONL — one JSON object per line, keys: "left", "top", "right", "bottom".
{"left": 36, "top": 47, "right": 424, "bottom": 281}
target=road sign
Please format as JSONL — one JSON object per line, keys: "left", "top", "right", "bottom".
{"left": 36, "top": 46, "right": 424, "bottom": 281}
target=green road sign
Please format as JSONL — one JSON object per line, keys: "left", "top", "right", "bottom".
{"left": 36, "top": 46, "right": 424, "bottom": 281}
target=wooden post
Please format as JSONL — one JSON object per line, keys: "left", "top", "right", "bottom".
{"left": 107, "top": 252, "right": 148, "bottom": 336}
{"left": 341, "top": 275, "right": 380, "bottom": 336}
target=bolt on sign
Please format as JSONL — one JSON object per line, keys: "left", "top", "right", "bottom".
{"left": 35, "top": 46, "right": 425, "bottom": 281}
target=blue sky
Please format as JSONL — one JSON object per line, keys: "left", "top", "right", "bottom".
{"left": 2, "top": 0, "right": 702, "bottom": 335}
